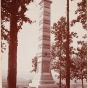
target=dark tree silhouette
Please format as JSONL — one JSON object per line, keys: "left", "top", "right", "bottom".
{"left": 71, "top": 40, "right": 87, "bottom": 88}
{"left": 1, "top": 0, "right": 33, "bottom": 88}
{"left": 51, "top": 17, "right": 67, "bottom": 88}
{"left": 71, "top": 0, "right": 87, "bottom": 30}
{"left": 51, "top": 16, "right": 78, "bottom": 87}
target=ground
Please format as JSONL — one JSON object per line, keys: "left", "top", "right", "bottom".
{"left": 2, "top": 77, "right": 87, "bottom": 88}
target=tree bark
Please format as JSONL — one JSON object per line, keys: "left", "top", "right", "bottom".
{"left": 7, "top": 12, "right": 17, "bottom": 88}
{"left": 66, "top": 0, "right": 70, "bottom": 88}
{"left": 82, "top": 73, "right": 84, "bottom": 88}
{"left": 59, "top": 62, "right": 61, "bottom": 88}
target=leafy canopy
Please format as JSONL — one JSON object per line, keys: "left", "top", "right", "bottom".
{"left": 71, "top": 0, "right": 87, "bottom": 30}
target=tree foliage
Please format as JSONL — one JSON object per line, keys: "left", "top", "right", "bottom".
{"left": 51, "top": 16, "right": 78, "bottom": 87}
{"left": 71, "top": 40, "right": 87, "bottom": 88}
{"left": 1, "top": 0, "right": 33, "bottom": 38}
{"left": 31, "top": 56, "right": 37, "bottom": 72}
{"left": 1, "top": 0, "right": 33, "bottom": 52}
{"left": 71, "top": 0, "right": 87, "bottom": 30}
{"left": 51, "top": 16, "right": 87, "bottom": 88}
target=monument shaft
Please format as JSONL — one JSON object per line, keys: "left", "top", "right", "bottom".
{"left": 37, "top": 0, "right": 51, "bottom": 74}
{"left": 29, "top": 0, "right": 58, "bottom": 88}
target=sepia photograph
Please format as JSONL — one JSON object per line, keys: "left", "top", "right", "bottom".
{"left": 1, "top": 0, "right": 87, "bottom": 88}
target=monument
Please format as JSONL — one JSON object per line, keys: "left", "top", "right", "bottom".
{"left": 29, "top": 0, "right": 58, "bottom": 88}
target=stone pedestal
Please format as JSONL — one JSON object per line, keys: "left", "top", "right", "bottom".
{"left": 29, "top": 0, "right": 58, "bottom": 88}
{"left": 29, "top": 73, "right": 58, "bottom": 88}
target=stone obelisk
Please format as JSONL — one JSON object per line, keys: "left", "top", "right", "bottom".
{"left": 29, "top": 0, "right": 58, "bottom": 88}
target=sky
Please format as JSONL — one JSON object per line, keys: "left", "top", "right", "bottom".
{"left": 2, "top": 0, "right": 87, "bottom": 77}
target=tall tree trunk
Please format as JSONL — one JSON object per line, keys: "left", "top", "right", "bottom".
{"left": 82, "top": 73, "right": 84, "bottom": 88}
{"left": 59, "top": 62, "right": 61, "bottom": 88}
{"left": 7, "top": 12, "right": 17, "bottom": 88}
{"left": 66, "top": 0, "right": 70, "bottom": 88}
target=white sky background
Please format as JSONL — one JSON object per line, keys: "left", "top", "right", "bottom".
{"left": 2, "top": 0, "right": 87, "bottom": 77}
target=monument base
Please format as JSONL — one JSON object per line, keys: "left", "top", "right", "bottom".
{"left": 29, "top": 73, "right": 58, "bottom": 88}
